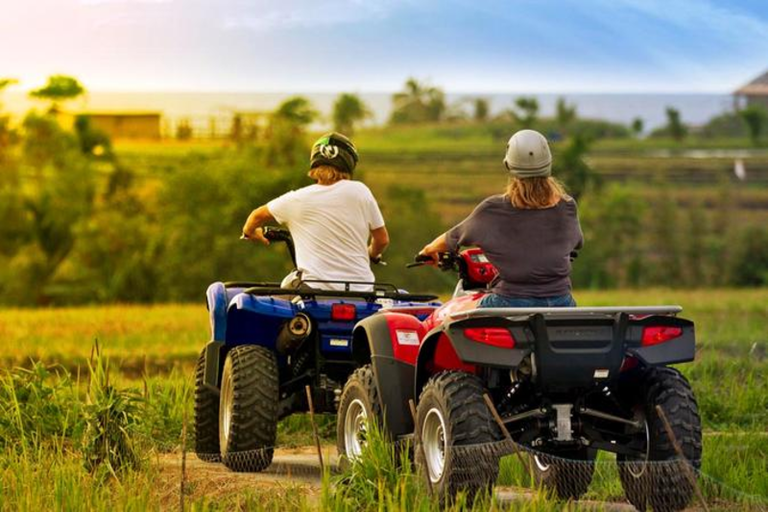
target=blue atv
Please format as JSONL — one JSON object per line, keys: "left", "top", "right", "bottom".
{"left": 194, "top": 227, "right": 439, "bottom": 472}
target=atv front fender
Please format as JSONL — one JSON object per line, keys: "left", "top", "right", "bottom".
{"left": 352, "top": 313, "right": 421, "bottom": 438}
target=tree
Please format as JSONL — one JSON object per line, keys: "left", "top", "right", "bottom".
{"left": 473, "top": 97, "right": 489, "bottom": 122}
{"left": 390, "top": 78, "right": 445, "bottom": 124}
{"left": 74, "top": 115, "right": 113, "bottom": 159}
{"left": 738, "top": 105, "right": 767, "bottom": 146}
{"left": 266, "top": 96, "right": 318, "bottom": 167}
{"left": 684, "top": 201, "right": 707, "bottom": 286}
{"left": 29, "top": 75, "right": 85, "bottom": 112}
{"left": 631, "top": 117, "right": 644, "bottom": 137}
{"left": 551, "top": 134, "right": 598, "bottom": 200}
{"left": 514, "top": 97, "right": 539, "bottom": 128}
{"left": 1, "top": 112, "right": 96, "bottom": 304}
{"left": 0, "top": 78, "right": 17, "bottom": 107}
{"left": 730, "top": 226, "right": 768, "bottom": 286}
{"left": 0, "top": 78, "right": 18, "bottom": 161}
{"left": 555, "top": 97, "right": 577, "bottom": 135}
{"left": 665, "top": 107, "right": 687, "bottom": 142}
{"left": 332, "top": 93, "right": 370, "bottom": 135}
{"left": 573, "top": 184, "right": 647, "bottom": 288}
{"left": 0, "top": 78, "right": 17, "bottom": 90}
{"left": 648, "top": 177, "right": 682, "bottom": 284}
{"left": 274, "top": 96, "right": 318, "bottom": 126}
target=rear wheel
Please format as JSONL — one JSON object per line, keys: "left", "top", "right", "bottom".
{"left": 618, "top": 367, "right": 702, "bottom": 511}
{"left": 532, "top": 447, "right": 596, "bottom": 500}
{"left": 219, "top": 345, "right": 279, "bottom": 472}
{"left": 415, "top": 371, "right": 501, "bottom": 502}
{"left": 194, "top": 348, "right": 220, "bottom": 462}
{"left": 336, "top": 365, "right": 382, "bottom": 467}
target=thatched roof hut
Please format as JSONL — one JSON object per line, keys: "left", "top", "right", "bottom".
{"left": 734, "top": 70, "right": 768, "bottom": 109}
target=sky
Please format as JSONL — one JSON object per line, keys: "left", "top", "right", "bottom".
{"left": 1, "top": 0, "right": 768, "bottom": 93}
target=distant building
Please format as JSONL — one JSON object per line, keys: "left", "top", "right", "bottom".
{"left": 734, "top": 70, "right": 768, "bottom": 110}
{"left": 80, "top": 111, "right": 162, "bottom": 140}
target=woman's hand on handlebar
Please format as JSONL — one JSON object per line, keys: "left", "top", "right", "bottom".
{"left": 416, "top": 249, "right": 438, "bottom": 265}
{"left": 419, "top": 233, "right": 448, "bottom": 265}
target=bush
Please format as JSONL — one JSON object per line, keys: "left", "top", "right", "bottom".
{"left": 82, "top": 348, "right": 142, "bottom": 474}
{"left": 0, "top": 363, "right": 82, "bottom": 453}
{"left": 730, "top": 226, "right": 768, "bottom": 286}
{"left": 700, "top": 112, "right": 747, "bottom": 139}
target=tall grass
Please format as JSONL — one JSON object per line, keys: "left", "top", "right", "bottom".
{"left": 82, "top": 344, "right": 142, "bottom": 475}
{"left": 323, "top": 420, "right": 568, "bottom": 512}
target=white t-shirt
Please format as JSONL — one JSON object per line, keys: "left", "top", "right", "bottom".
{"left": 267, "top": 180, "right": 385, "bottom": 291}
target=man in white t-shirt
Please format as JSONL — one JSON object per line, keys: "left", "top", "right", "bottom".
{"left": 241, "top": 132, "right": 389, "bottom": 291}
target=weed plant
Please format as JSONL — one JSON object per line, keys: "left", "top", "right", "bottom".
{"left": 82, "top": 344, "right": 141, "bottom": 474}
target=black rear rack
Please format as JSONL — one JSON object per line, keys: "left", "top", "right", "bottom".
{"left": 450, "top": 305, "right": 682, "bottom": 320}
{"left": 242, "top": 286, "right": 438, "bottom": 303}
{"left": 223, "top": 281, "right": 282, "bottom": 288}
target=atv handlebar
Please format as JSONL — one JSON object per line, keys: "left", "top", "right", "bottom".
{"left": 262, "top": 226, "right": 291, "bottom": 242}
{"left": 407, "top": 252, "right": 456, "bottom": 270}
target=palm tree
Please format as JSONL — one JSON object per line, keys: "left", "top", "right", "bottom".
{"left": 332, "top": 93, "right": 371, "bottom": 135}
{"left": 390, "top": 78, "right": 445, "bottom": 124}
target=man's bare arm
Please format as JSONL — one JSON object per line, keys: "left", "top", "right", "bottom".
{"left": 242, "top": 205, "right": 276, "bottom": 245}
{"left": 369, "top": 226, "right": 390, "bottom": 260}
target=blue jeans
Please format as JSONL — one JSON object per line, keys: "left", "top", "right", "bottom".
{"left": 479, "top": 293, "right": 576, "bottom": 308}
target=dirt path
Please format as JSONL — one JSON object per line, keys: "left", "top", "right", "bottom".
{"left": 154, "top": 446, "right": 642, "bottom": 511}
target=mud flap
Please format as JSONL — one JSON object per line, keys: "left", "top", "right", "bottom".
{"left": 203, "top": 340, "right": 225, "bottom": 389}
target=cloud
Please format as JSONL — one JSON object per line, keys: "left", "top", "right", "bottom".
{"left": 610, "top": 0, "right": 768, "bottom": 44}
{"left": 79, "top": 0, "right": 171, "bottom": 4}
{"left": 221, "top": 0, "right": 398, "bottom": 31}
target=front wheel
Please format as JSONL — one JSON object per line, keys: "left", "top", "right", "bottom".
{"left": 336, "top": 365, "right": 382, "bottom": 467}
{"left": 618, "top": 367, "right": 702, "bottom": 512}
{"left": 219, "top": 345, "right": 279, "bottom": 472}
{"left": 415, "top": 371, "right": 501, "bottom": 502}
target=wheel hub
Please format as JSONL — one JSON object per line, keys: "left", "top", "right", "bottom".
{"left": 344, "top": 399, "right": 368, "bottom": 460}
{"left": 219, "top": 358, "right": 234, "bottom": 455}
{"left": 533, "top": 454, "right": 550, "bottom": 472}
{"left": 422, "top": 408, "right": 447, "bottom": 483}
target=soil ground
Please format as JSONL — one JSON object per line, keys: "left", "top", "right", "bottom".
{"left": 154, "top": 447, "right": 686, "bottom": 512}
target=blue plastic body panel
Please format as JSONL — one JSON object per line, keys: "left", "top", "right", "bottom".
{"left": 205, "top": 281, "right": 441, "bottom": 361}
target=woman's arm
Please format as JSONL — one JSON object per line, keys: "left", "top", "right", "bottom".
{"left": 242, "top": 205, "right": 276, "bottom": 245}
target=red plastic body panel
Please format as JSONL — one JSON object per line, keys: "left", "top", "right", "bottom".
{"left": 422, "top": 292, "right": 485, "bottom": 331}
{"left": 428, "top": 333, "right": 477, "bottom": 374}
{"left": 383, "top": 312, "right": 427, "bottom": 365}
{"left": 460, "top": 248, "right": 498, "bottom": 285}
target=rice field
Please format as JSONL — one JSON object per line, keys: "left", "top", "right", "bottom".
{"left": 0, "top": 288, "right": 766, "bottom": 510}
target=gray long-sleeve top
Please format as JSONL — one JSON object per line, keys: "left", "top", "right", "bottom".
{"left": 446, "top": 194, "right": 584, "bottom": 298}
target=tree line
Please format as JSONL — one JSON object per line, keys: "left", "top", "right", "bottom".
{"left": 1, "top": 76, "right": 767, "bottom": 305}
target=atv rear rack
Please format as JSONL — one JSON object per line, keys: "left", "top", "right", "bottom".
{"left": 242, "top": 286, "right": 438, "bottom": 303}
{"left": 449, "top": 305, "right": 682, "bottom": 320}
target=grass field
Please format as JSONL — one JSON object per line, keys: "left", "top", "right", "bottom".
{"left": 114, "top": 133, "right": 768, "bottom": 230}
{"left": 1, "top": 292, "right": 766, "bottom": 510}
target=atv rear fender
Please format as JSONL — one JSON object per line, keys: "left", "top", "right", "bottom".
{"left": 352, "top": 312, "right": 425, "bottom": 437}
{"left": 414, "top": 309, "right": 695, "bottom": 395}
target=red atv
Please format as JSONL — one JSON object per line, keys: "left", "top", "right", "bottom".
{"left": 337, "top": 248, "right": 702, "bottom": 510}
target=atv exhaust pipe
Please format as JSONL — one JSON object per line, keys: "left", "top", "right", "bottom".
{"left": 276, "top": 313, "right": 312, "bottom": 354}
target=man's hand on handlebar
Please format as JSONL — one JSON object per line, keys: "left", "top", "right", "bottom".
{"left": 241, "top": 227, "right": 270, "bottom": 245}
